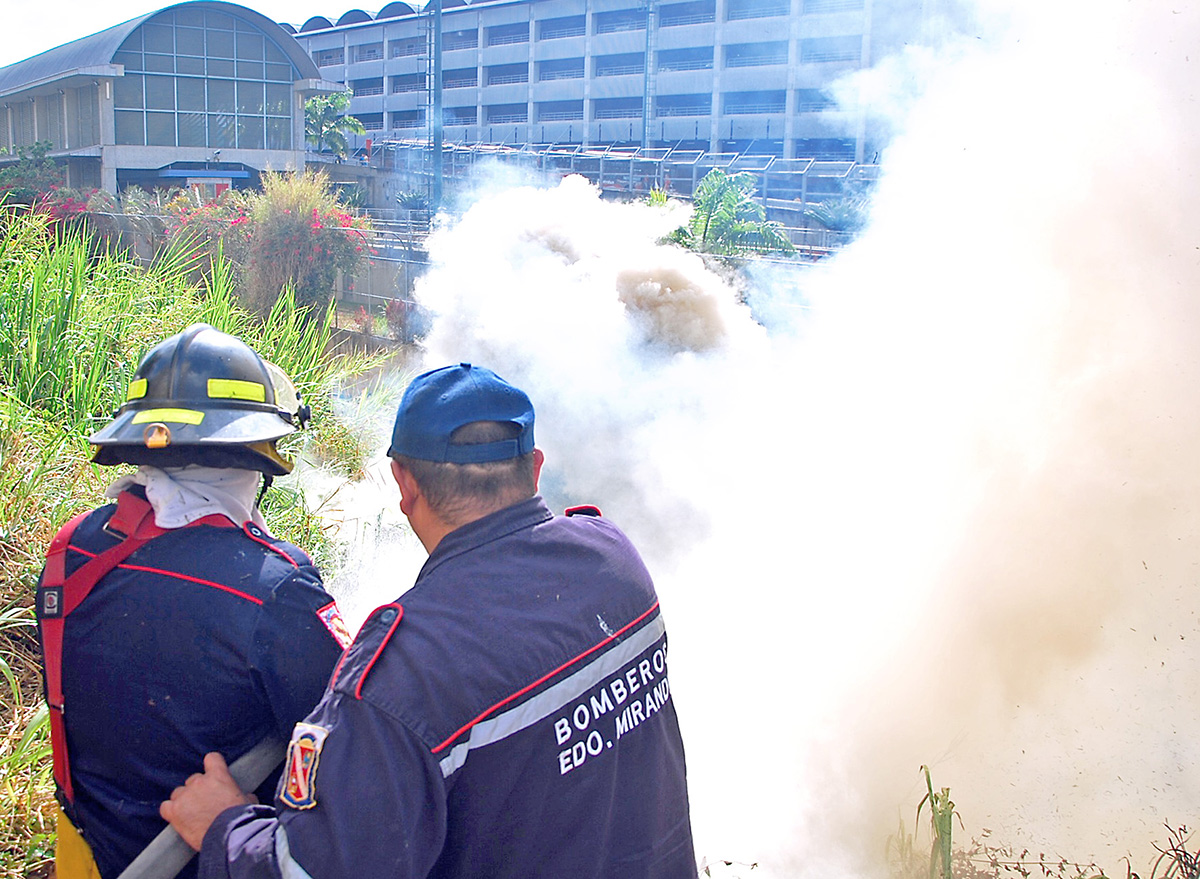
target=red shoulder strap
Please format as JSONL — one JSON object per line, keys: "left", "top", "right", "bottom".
{"left": 38, "top": 491, "right": 233, "bottom": 803}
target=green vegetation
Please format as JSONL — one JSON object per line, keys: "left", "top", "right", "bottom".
{"left": 0, "top": 142, "right": 65, "bottom": 206}
{"left": 659, "top": 169, "right": 795, "bottom": 258}
{"left": 803, "top": 196, "right": 871, "bottom": 233}
{"left": 0, "top": 205, "right": 385, "bottom": 876}
{"left": 305, "top": 91, "right": 367, "bottom": 159}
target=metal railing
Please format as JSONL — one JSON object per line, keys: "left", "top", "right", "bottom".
{"left": 725, "top": 54, "right": 788, "bottom": 67}
{"left": 488, "top": 73, "right": 530, "bottom": 85}
{"left": 540, "top": 24, "right": 586, "bottom": 39}
{"left": 539, "top": 68, "right": 585, "bottom": 81}
{"left": 596, "top": 64, "right": 645, "bottom": 76}
{"left": 538, "top": 110, "right": 585, "bottom": 121}
{"left": 487, "top": 32, "right": 530, "bottom": 46}
{"left": 594, "top": 19, "right": 647, "bottom": 34}
{"left": 658, "top": 58, "right": 713, "bottom": 71}
{"left": 659, "top": 12, "right": 716, "bottom": 26}
{"left": 593, "top": 106, "right": 643, "bottom": 119}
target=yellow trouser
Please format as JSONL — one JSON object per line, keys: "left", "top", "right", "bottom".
{"left": 55, "top": 807, "right": 102, "bottom": 879}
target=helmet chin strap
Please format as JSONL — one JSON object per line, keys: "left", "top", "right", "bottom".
{"left": 255, "top": 474, "right": 274, "bottom": 509}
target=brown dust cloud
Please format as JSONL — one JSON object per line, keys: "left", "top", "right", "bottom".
{"left": 315, "top": 0, "right": 1200, "bottom": 875}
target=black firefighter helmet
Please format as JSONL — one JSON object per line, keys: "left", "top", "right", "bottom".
{"left": 89, "top": 324, "right": 310, "bottom": 476}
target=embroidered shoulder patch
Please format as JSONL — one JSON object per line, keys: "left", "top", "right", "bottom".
{"left": 317, "top": 600, "right": 353, "bottom": 649}
{"left": 281, "top": 722, "right": 329, "bottom": 810}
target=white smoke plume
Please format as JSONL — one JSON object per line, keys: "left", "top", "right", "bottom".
{"left": 318, "top": 0, "right": 1200, "bottom": 874}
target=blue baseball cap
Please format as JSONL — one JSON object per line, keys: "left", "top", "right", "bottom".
{"left": 388, "top": 363, "right": 535, "bottom": 463}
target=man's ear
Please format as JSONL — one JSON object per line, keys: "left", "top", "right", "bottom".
{"left": 390, "top": 458, "right": 420, "bottom": 517}
{"left": 532, "top": 448, "right": 545, "bottom": 492}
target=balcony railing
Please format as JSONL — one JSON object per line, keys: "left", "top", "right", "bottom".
{"left": 488, "top": 32, "right": 529, "bottom": 46}
{"left": 724, "top": 102, "right": 785, "bottom": 114}
{"left": 488, "top": 73, "right": 529, "bottom": 85}
{"left": 594, "top": 19, "right": 646, "bottom": 34}
{"left": 726, "top": 4, "right": 790, "bottom": 20}
{"left": 655, "top": 105, "right": 710, "bottom": 117}
{"left": 726, "top": 54, "right": 787, "bottom": 67}
{"left": 392, "top": 81, "right": 425, "bottom": 93}
{"left": 658, "top": 59, "right": 713, "bottom": 71}
{"left": 593, "top": 106, "right": 642, "bottom": 119}
{"left": 443, "top": 37, "right": 479, "bottom": 51}
{"left": 354, "top": 50, "right": 384, "bottom": 62}
{"left": 487, "top": 112, "right": 528, "bottom": 123}
{"left": 538, "top": 110, "right": 585, "bottom": 121}
{"left": 596, "top": 64, "right": 644, "bottom": 76}
{"left": 444, "top": 79, "right": 478, "bottom": 89}
{"left": 539, "top": 68, "right": 585, "bottom": 80}
{"left": 659, "top": 12, "right": 715, "bottom": 26}
{"left": 353, "top": 86, "right": 385, "bottom": 96}
{"left": 541, "top": 24, "right": 586, "bottom": 39}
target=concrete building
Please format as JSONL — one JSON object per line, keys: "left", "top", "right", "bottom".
{"left": 0, "top": 1, "right": 337, "bottom": 195}
{"left": 290, "top": 0, "right": 929, "bottom": 163}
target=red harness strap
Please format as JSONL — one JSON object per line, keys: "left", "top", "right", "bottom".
{"left": 38, "top": 491, "right": 233, "bottom": 803}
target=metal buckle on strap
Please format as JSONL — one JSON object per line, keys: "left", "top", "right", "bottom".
{"left": 102, "top": 519, "right": 132, "bottom": 540}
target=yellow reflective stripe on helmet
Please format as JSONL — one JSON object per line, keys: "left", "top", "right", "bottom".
{"left": 131, "top": 408, "right": 205, "bottom": 425}
{"left": 126, "top": 379, "right": 147, "bottom": 400}
{"left": 208, "top": 378, "right": 266, "bottom": 402}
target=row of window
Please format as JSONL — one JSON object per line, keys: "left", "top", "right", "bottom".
{"left": 313, "top": 0, "right": 865, "bottom": 66}
{"left": 0, "top": 85, "right": 102, "bottom": 153}
{"left": 345, "top": 37, "right": 858, "bottom": 95}
{"left": 350, "top": 89, "right": 834, "bottom": 128}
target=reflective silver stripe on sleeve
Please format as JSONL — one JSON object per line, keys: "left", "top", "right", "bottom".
{"left": 275, "top": 824, "right": 316, "bottom": 879}
{"left": 437, "top": 612, "right": 666, "bottom": 777}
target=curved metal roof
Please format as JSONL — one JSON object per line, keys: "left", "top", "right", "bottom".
{"left": 376, "top": 2, "right": 418, "bottom": 19}
{"left": 300, "top": 16, "right": 335, "bottom": 32}
{"left": 0, "top": 1, "right": 319, "bottom": 97}
{"left": 336, "top": 9, "right": 373, "bottom": 25}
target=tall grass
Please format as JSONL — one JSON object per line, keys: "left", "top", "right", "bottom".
{"left": 0, "top": 205, "right": 387, "bottom": 877}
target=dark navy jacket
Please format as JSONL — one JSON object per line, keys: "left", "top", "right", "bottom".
{"left": 201, "top": 496, "right": 695, "bottom": 879}
{"left": 38, "top": 490, "right": 347, "bottom": 879}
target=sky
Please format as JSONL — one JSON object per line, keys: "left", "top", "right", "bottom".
{"left": 0, "top": 0, "right": 360, "bottom": 69}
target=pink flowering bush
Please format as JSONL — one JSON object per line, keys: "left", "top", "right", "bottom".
{"left": 241, "top": 170, "right": 374, "bottom": 317}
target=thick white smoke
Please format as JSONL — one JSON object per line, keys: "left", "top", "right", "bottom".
{"left": 317, "top": 0, "right": 1200, "bottom": 875}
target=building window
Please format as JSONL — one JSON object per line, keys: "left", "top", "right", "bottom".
{"left": 487, "top": 63, "right": 528, "bottom": 85}
{"left": 537, "top": 15, "right": 585, "bottom": 39}
{"left": 486, "top": 102, "right": 527, "bottom": 123}
{"left": 594, "top": 53, "right": 644, "bottom": 77}
{"left": 795, "top": 88, "right": 836, "bottom": 111}
{"left": 351, "top": 78, "right": 384, "bottom": 97}
{"left": 593, "top": 9, "right": 647, "bottom": 34}
{"left": 657, "top": 47, "right": 713, "bottom": 71}
{"left": 392, "top": 108, "right": 425, "bottom": 128}
{"left": 800, "top": 35, "right": 861, "bottom": 62}
{"left": 392, "top": 73, "right": 426, "bottom": 93}
{"left": 537, "top": 58, "right": 584, "bottom": 81}
{"left": 443, "top": 68, "right": 478, "bottom": 89}
{"left": 112, "top": 8, "right": 299, "bottom": 150}
{"left": 592, "top": 97, "right": 642, "bottom": 119}
{"left": 357, "top": 112, "right": 384, "bottom": 131}
{"left": 658, "top": 0, "right": 716, "bottom": 27}
{"left": 352, "top": 42, "right": 384, "bottom": 62}
{"left": 314, "top": 47, "right": 345, "bottom": 66}
{"left": 724, "top": 41, "right": 788, "bottom": 67}
{"left": 443, "top": 29, "right": 478, "bottom": 51}
{"left": 444, "top": 106, "right": 477, "bottom": 125}
{"left": 722, "top": 90, "right": 786, "bottom": 114}
{"left": 654, "top": 94, "right": 711, "bottom": 117}
{"left": 487, "top": 22, "right": 529, "bottom": 46}
{"left": 390, "top": 37, "right": 424, "bottom": 57}
{"left": 725, "top": 0, "right": 791, "bottom": 20}
{"left": 536, "top": 100, "right": 583, "bottom": 121}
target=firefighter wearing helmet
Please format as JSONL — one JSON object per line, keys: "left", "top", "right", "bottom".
{"left": 37, "top": 325, "right": 351, "bottom": 879}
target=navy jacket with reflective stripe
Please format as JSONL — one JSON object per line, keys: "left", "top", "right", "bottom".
{"left": 201, "top": 495, "right": 695, "bottom": 879}
{"left": 38, "top": 493, "right": 345, "bottom": 879}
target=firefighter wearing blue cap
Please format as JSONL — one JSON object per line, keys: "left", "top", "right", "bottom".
{"left": 37, "top": 324, "right": 351, "bottom": 879}
{"left": 162, "top": 363, "right": 697, "bottom": 879}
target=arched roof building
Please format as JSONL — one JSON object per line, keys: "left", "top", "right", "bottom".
{"left": 0, "top": 1, "right": 339, "bottom": 194}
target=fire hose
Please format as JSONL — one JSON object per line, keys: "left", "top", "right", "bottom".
{"left": 116, "top": 736, "right": 286, "bottom": 879}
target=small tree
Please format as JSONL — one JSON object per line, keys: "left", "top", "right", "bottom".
{"left": 663, "top": 169, "right": 794, "bottom": 257}
{"left": 0, "top": 141, "right": 66, "bottom": 205}
{"left": 305, "top": 91, "right": 367, "bottom": 159}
